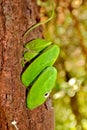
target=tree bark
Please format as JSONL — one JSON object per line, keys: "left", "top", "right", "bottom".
{"left": 0, "top": 0, "right": 54, "bottom": 130}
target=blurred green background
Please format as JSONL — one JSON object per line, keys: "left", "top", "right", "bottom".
{"left": 37, "top": 0, "right": 87, "bottom": 129}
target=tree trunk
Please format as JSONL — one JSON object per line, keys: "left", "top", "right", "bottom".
{"left": 0, "top": 0, "right": 54, "bottom": 130}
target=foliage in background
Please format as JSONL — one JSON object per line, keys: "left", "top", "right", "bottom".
{"left": 37, "top": 0, "right": 87, "bottom": 129}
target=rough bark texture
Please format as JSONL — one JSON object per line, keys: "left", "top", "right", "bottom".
{"left": 0, "top": 0, "right": 54, "bottom": 130}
